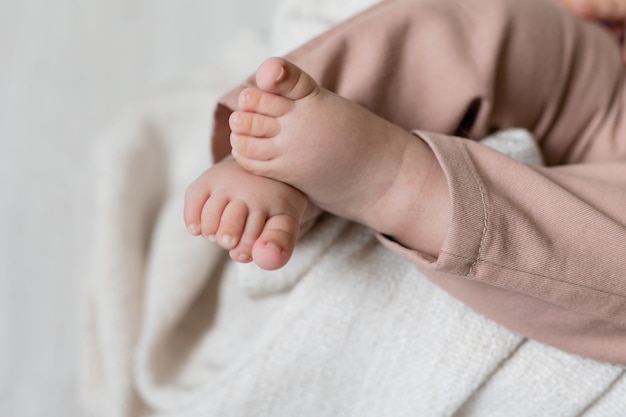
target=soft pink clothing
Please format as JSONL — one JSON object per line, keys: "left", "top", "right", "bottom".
{"left": 211, "top": 0, "right": 626, "bottom": 363}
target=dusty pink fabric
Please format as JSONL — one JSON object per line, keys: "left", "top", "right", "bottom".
{"left": 210, "top": 0, "right": 626, "bottom": 363}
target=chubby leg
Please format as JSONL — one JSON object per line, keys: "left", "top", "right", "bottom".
{"left": 184, "top": 156, "right": 313, "bottom": 270}
{"left": 230, "top": 58, "right": 450, "bottom": 257}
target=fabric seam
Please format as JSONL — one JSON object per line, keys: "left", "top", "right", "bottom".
{"left": 456, "top": 140, "right": 489, "bottom": 276}
{"left": 441, "top": 249, "right": 626, "bottom": 300}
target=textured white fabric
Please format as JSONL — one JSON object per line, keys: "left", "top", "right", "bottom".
{"left": 81, "top": 0, "right": 626, "bottom": 415}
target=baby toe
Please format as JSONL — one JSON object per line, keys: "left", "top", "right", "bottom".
{"left": 254, "top": 57, "right": 318, "bottom": 101}
{"left": 183, "top": 173, "right": 213, "bottom": 235}
{"left": 200, "top": 194, "right": 229, "bottom": 241}
{"left": 229, "top": 111, "right": 280, "bottom": 138}
{"left": 238, "top": 87, "right": 294, "bottom": 117}
{"left": 215, "top": 200, "right": 249, "bottom": 249}
{"left": 228, "top": 210, "right": 265, "bottom": 264}
{"left": 230, "top": 132, "right": 278, "bottom": 162}
{"left": 251, "top": 213, "right": 299, "bottom": 270}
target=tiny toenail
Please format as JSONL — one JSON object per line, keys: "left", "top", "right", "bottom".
{"left": 265, "top": 241, "right": 284, "bottom": 252}
{"left": 222, "top": 235, "right": 236, "bottom": 247}
{"left": 187, "top": 223, "right": 200, "bottom": 235}
{"left": 230, "top": 133, "right": 238, "bottom": 146}
{"left": 238, "top": 253, "right": 251, "bottom": 262}
{"left": 205, "top": 234, "right": 216, "bottom": 242}
{"left": 240, "top": 90, "right": 251, "bottom": 106}
{"left": 274, "top": 66, "right": 285, "bottom": 83}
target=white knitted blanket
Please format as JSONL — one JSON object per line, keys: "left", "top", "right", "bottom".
{"left": 80, "top": 1, "right": 626, "bottom": 416}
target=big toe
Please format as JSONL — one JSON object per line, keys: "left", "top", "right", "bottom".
{"left": 255, "top": 57, "right": 319, "bottom": 101}
{"left": 251, "top": 213, "right": 299, "bottom": 270}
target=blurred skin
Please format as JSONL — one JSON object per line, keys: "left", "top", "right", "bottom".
{"left": 561, "top": 0, "right": 626, "bottom": 62}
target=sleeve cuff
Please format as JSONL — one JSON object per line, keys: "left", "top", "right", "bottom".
{"left": 375, "top": 130, "right": 491, "bottom": 278}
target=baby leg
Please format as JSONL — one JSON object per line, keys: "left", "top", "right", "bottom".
{"left": 184, "top": 156, "right": 312, "bottom": 270}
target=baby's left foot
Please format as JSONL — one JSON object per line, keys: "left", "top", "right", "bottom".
{"left": 229, "top": 58, "right": 450, "bottom": 256}
{"left": 184, "top": 156, "right": 312, "bottom": 270}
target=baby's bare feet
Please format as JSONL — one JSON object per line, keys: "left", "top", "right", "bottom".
{"left": 229, "top": 58, "right": 450, "bottom": 257}
{"left": 184, "top": 156, "right": 310, "bottom": 270}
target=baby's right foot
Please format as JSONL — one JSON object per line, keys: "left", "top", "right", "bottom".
{"left": 184, "top": 157, "right": 313, "bottom": 270}
{"left": 228, "top": 58, "right": 450, "bottom": 257}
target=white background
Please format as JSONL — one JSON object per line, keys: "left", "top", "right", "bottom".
{"left": 0, "top": 0, "right": 278, "bottom": 415}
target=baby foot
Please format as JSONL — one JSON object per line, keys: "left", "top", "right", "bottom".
{"left": 229, "top": 58, "right": 450, "bottom": 256}
{"left": 184, "top": 156, "right": 311, "bottom": 270}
